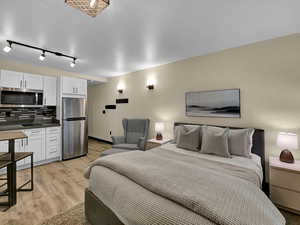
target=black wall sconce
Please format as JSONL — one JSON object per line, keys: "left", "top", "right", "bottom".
{"left": 117, "top": 83, "right": 125, "bottom": 94}
{"left": 147, "top": 84, "right": 154, "bottom": 90}
{"left": 146, "top": 78, "right": 155, "bottom": 90}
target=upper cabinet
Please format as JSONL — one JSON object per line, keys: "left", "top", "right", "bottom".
{"left": 43, "top": 76, "right": 57, "bottom": 106}
{"left": 0, "top": 70, "right": 23, "bottom": 89}
{"left": 62, "top": 77, "right": 87, "bottom": 96}
{"left": 23, "top": 73, "right": 43, "bottom": 90}
{"left": 0, "top": 70, "right": 43, "bottom": 90}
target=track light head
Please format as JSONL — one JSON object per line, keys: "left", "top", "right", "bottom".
{"left": 39, "top": 51, "right": 46, "bottom": 61}
{"left": 3, "top": 42, "right": 12, "bottom": 53}
{"left": 70, "top": 58, "right": 76, "bottom": 68}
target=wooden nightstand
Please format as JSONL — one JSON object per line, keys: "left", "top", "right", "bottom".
{"left": 146, "top": 138, "right": 172, "bottom": 150}
{"left": 269, "top": 156, "right": 300, "bottom": 215}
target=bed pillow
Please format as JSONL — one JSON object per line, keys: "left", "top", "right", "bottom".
{"left": 200, "top": 126, "right": 231, "bottom": 158}
{"left": 173, "top": 125, "right": 202, "bottom": 145}
{"left": 229, "top": 128, "right": 254, "bottom": 158}
{"left": 176, "top": 126, "right": 201, "bottom": 151}
{"left": 205, "top": 126, "right": 254, "bottom": 158}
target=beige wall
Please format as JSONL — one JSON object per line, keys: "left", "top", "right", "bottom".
{"left": 88, "top": 33, "right": 300, "bottom": 163}
{"left": 0, "top": 58, "right": 107, "bottom": 82}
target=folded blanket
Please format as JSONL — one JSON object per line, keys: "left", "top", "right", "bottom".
{"left": 85, "top": 148, "right": 285, "bottom": 225}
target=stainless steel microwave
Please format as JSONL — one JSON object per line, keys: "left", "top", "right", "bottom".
{"left": 0, "top": 88, "right": 43, "bottom": 107}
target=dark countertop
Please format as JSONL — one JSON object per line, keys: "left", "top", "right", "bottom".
{"left": 0, "top": 123, "right": 61, "bottom": 131}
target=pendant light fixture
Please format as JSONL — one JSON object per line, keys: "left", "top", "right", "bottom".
{"left": 65, "top": 0, "right": 110, "bottom": 17}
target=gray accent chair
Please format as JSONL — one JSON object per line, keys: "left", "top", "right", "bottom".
{"left": 101, "top": 118, "right": 150, "bottom": 157}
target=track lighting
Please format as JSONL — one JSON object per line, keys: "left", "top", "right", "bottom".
{"left": 39, "top": 51, "right": 46, "bottom": 61}
{"left": 70, "top": 59, "right": 76, "bottom": 68}
{"left": 2, "top": 40, "right": 78, "bottom": 67}
{"left": 3, "top": 42, "right": 12, "bottom": 53}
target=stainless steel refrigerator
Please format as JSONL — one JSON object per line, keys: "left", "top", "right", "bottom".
{"left": 62, "top": 97, "right": 88, "bottom": 160}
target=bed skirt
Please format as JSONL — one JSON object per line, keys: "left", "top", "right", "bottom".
{"left": 85, "top": 188, "right": 124, "bottom": 225}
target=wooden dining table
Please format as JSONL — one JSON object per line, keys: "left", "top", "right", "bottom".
{"left": 0, "top": 131, "right": 28, "bottom": 208}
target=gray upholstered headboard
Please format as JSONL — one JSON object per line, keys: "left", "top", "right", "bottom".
{"left": 174, "top": 122, "right": 267, "bottom": 195}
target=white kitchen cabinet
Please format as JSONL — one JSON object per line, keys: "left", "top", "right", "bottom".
{"left": 24, "top": 129, "right": 45, "bottom": 163}
{"left": 62, "top": 77, "right": 87, "bottom": 96}
{"left": 80, "top": 79, "right": 87, "bottom": 95}
{"left": 0, "top": 140, "right": 8, "bottom": 153}
{"left": 43, "top": 76, "right": 57, "bottom": 106}
{"left": 0, "top": 70, "right": 43, "bottom": 90}
{"left": 16, "top": 139, "right": 26, "bottom": 168}
{"left": 0, "top": 70, "right": 23, "bottom": 89}
{"left": 0, "top": 127, "right": 61, "bottom": 173}
{"left": 45, "top": 127, "right": 61, "bottom": 159}
{"left": 23, "top": 73, "right": 43, "bottom": 90}
{"left": 0, "top": 141, "right": 8, "bottom": 173}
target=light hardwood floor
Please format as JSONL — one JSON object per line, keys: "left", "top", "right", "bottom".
{"left": 0, "top": 138, "right": 111, "bottom": 225}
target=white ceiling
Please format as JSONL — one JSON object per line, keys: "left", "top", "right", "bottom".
{"left": 0, "top": 0, "right": 300, "bottom": 79}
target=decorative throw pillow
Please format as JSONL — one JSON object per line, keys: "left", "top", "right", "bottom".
{"left": 205, "top": 126, "right": 254, "bottom": 158}
{"left": 176, "top": 126, "right": 201, "bottom": 151}
{"left": 228, "top": 128, "right": 254, "bottom": 158}
{"left": 173, "top": 125, "right": 202, "bottom": 145}
{"left": 200, "top": 126, "right": 231, "bottom": 158}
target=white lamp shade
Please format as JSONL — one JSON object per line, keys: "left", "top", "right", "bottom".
{"left": 277, "top": 132, "right": 298, "bottom": 150}
{"left": 155, "top": 122, "right": 164, "bottom": 133}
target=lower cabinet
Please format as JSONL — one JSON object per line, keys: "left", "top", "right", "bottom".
{"left": 45, "top": 127, "right": 61, "bottom": 159}
{"left": 24, "top": 128, "right": 45, "bottom": 164}
{"left": 0, "top": 126, "right": 61, "bottom": 171}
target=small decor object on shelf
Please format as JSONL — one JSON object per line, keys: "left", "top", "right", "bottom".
{"left": 155, "top": 122, "right": 164, "bottom": 140}
{"left": 65, "top": 0, "right": 110, "bottom": 18}
{"left": 277, "top": 132, "right": 298, "bottom": 163}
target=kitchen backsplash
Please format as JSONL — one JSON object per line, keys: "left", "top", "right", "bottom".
{"left": 0, "top": 106, "right": 57, "bottom": 124}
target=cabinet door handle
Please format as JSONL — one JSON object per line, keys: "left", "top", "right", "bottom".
{"left": 50, "top": 148, "right": 57, "bottom": 153}
{"left": 20, "top": 80, "right": 23, "bottom": 88}
{"left": 44, "top": 98, "right": 46, "bottom": 105}
{"left": 25, "top": 80, "right": 27, "bottom": 88}
{"left": 21, "top": 139, "right": 23, "bottom": 147}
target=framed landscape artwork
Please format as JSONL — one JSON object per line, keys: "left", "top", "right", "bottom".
{"left": 185, "top": 89, "right": 241, "bottom": 118}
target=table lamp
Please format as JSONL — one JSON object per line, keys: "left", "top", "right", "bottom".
{"left": 277, "top": 132, "right": 298, "bottom": 163}
{"left": 155, "top": 122, "right": 164, "bottom": 140}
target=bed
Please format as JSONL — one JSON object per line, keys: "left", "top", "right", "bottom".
{"left": 84, "top": 123, "right": 285, "bottom": 225}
